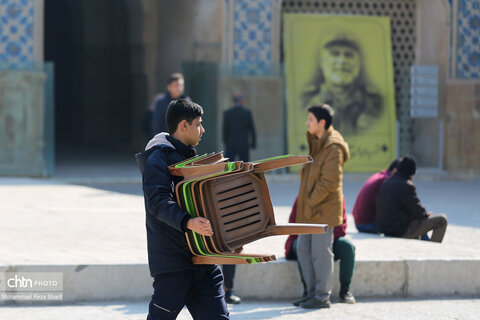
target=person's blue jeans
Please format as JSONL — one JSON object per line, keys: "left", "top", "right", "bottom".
{"left": 355, "top": 222, "right": 379, "bottom": 234}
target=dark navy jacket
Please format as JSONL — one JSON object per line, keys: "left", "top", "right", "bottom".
{"left": 376, "top": 173, "right": 429, "bottom": 237}
{"left": 151, "top": 94, "right": 191, "bottom": 136}
{"left": 137, "top": 133, "right": 198, "bottom": 276}
{"left": 222, "top": 104, "right": 256, "bottom": 152}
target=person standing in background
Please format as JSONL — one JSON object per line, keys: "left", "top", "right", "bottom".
{"left": 222, "top": 93, "right": 256, "bottom": 162}
{"left": 221, "top": 92, "right": 257, "bottom": 304}
{"left": 151, "top": 73, "right": 191, "bottom": 137}
{"left": 295, "top": 104, "right": 350, "bottom": 309}
{"left": 286, "top": 196, "right": 356, "bottom": 305}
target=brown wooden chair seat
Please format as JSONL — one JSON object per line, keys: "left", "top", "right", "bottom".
{"left": 170, "top": 154, "right": 328, "bottom": 265}
{"left": 195, "top": 162, "right": 256, "bottom": 253}
{"left": 175, "top": 161, "right": 273, "bottom": 263}
{"left": 203, "top": 161, "right": 327, "bottom": 252}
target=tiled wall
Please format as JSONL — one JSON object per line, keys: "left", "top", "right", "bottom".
{"left": 455, "top": 0, "right": 480, "bottom": 79}
{"left": 0, "top": 0, "right": 34, "bottom": 68}
{"left": 231, "top": 0, "right": 273, "bottom": 76}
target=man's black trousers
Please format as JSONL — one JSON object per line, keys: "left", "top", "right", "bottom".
{"left": 147, "top": 265, "right": 229, "bottom": 320}
{"left": 225, "top": 145, "right": 250, "bottom": 162}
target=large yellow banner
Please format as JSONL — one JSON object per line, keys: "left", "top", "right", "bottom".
{"left": 283, "top": 14, "right": 396, "bottom": 172}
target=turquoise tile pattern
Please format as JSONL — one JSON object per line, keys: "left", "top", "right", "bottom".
{"left": 456, "top": 0, "right": 480, "bottom": 78}
{"left": 0, "top": 0, "right": 34, "bottom": 68}
{"left": 232, "top": 0, "right": 272, "bottom": 76}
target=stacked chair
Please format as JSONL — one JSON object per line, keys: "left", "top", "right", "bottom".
{"left": 169, "top": 152, "right": 328, "bottom": 265}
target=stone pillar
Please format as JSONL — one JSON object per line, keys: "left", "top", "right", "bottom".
{"left": 125, "top": 0, "right": 158, "bottom": 151}
{"left": 445, "top": 81, "right": 480, "bottom": 174}
{"left": 412, "top": 0, "right": 451, "bottom": 167}
{"left": 0, "top": 71, "right": 46, "bottom": 176}
{"left": 153, "top": 0, "right": 224, "bottom": 93}
{"left": 0, "top": 0, "right": 48, "bottom": 176}
{"left": 33, "top": 0, "right": 44, "bottom": 64}
{"left": 444, "top": 0, "right": 480, "bottom": 174}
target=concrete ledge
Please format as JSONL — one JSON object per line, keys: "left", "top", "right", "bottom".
{"left": 406, "top": 259, "right": 480, "bottom": 296}
{"left": 235, "top": 257, "right": 480, "bottom": 299}
{"left": 2, "top": 242, "right": 480, "bottom": 303}
{"left": 235, "top": 259, "right": 408, "bottom": 299}
{"left": 0, "top": 264, "right": 151, "bottom": 303}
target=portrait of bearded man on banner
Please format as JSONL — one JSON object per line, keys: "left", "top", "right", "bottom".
{"left": 284, "top": 14, "right": 396, "bottom": 171}
{"left": 301, "top": 32, "right": 383, "bottom": 136}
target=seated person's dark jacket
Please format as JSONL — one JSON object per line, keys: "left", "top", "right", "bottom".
{"left": 136, "top": 133, "right": 202, "bottom": 277}
{"left": 375, "top": 172, "right": 429, "bottom": 237}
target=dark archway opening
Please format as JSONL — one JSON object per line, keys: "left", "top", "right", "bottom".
{"left": 44, "top": 0, "right": 138, "bottom": 177}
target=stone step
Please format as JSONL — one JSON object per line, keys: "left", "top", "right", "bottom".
{"left": 1, "top": 179, "right": 479, "bottom": 303}
{"left": 2, "top": 236, "right": 479, "bottom": 303}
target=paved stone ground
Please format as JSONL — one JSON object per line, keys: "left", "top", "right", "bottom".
{"left": 1, "top": 170, "right": 479, "bottom": 319}
{"left": 1, "top": 297, "right": 480, "bottom": 319}
{"left": 1, "top": 175, "right": 479, "bottom": 265}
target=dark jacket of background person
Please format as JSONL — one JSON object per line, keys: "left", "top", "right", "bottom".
{"left": 352, "top": 169, "right": 392, "bottom": 225}
{"left": 286, "top": 197, "right": 347, "bottom": 260}
{"left": 375, "top": 172, "right": 429, "bottom": 237}
{"left": 295, "top": 126, "right": 349, "bottom": 227}
{"left": 222, "top": 104, "right": 256, "bottom": 153}
{"left": 136, "top": 133, "right": 199, "bottom": 276}
{"left": 151, "top": 94, "right": 191, "bottom": 136}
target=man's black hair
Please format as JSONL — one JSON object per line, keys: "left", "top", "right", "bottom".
{"left": 166, "top": 99, "right": 203, "bottom": 134}
{"left": 307, "top": 104, "right": 334, "bottom": 129}
{"left": 397, "top": 156, "right": 416, "bottom": 178}
{"left": 167, "top": 72, "right": 184, "bottom": 85}
{"left": 387, "top": 158, "right": 402, "bottom": 172}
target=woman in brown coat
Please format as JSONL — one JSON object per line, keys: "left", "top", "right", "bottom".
{"left": 294, "top": 104, "right": 350, "bottom": 309}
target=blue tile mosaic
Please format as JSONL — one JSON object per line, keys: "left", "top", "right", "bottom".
{"left": 232, "top": 0, "right": 272, "bottom": 76}
{"left": 456, "top": 0, "right": 480, "bottom": 78}
{"left": 0, "top": 0, "right": 34, "bottom": 68}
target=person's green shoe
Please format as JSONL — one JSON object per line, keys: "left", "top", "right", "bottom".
{"left": 225, "top": 290, "right": 241, "bottom": 304}
{"left": 339, "top": 289, "right": 356, "bottom": 304}
{"left": 299, "top": 296, "right": 330, "bottom": 309}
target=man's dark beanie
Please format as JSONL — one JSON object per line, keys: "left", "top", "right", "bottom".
{"left": 398, "top": 156, "right": 416, "bottom": 177}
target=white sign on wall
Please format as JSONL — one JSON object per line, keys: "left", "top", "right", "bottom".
{"left": 410, "top": 65, "right": 439, "bottom": 118}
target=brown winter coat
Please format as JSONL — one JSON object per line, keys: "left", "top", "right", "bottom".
{"left": 295, "top": 126, "right": 350, "bottom": 227}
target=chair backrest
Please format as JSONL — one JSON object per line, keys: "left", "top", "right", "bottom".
{"left": 196, "top": 163, "right": 255, "bottom": 253}
{"left": 191, "top": 152, "right": 227, "bottom": 165}
{"left": 176, "top": 161, "right": 246, "bottom": 254}
{"left": 208, "top": 172, "right": 273, "bottom": 251}
{"left": 170, "top": 154, "right": 326, "bottom": 264}
{"left": 199, "top": 155, "right": 314, "bottom": 251}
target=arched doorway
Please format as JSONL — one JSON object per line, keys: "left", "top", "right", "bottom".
{"left": 44, "top": 0, "right": 143, "bottom": 176}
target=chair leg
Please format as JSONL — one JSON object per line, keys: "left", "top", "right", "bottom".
{"left": 262, "top": 224, "right": 328, "bottom": 236}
